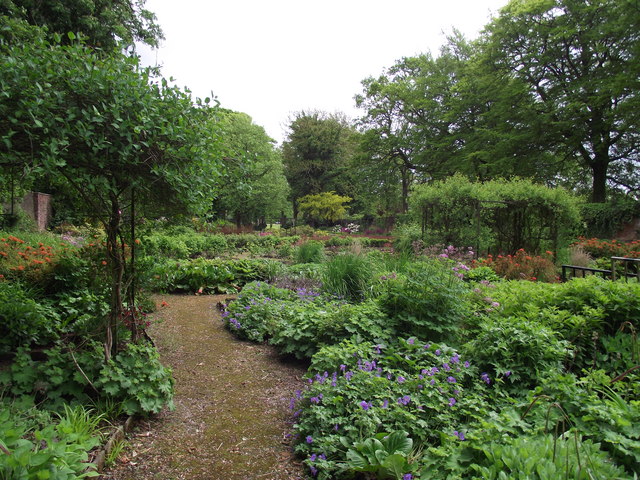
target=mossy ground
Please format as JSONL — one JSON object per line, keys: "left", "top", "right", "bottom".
{"left": 103, "top": 294, "right": 307, "bottom": 480}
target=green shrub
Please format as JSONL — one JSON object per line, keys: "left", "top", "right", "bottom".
{"left": 295, "top": 240, "right": 326, "bottom": 264}
{"left": 268, "top": 299, "right": 393, "bottom": 360}
{"left": 96, "top": 341, "right": 174, "bottom": 415}
{"left": 462, "top": 316, "right": 571, "bottom": 390}
{"left": 223, "top": 281, "right": 295, "bottom": 342}
{"left": 143, "top": 257, "right": 278, "bottom": 293}
{"left": 0, "top": 344, "right": 103, "bottom": 407}
{"left": 377, "top": 260, "right": 471, "bottom": 342}
{"left": 0, "top": 282, "right": 60, "bottom": 354}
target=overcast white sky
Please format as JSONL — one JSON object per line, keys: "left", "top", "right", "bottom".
{"left": 138, "top": 0, "right": 509, "bottom": 144}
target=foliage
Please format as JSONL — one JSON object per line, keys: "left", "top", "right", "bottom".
{"left": 340, "top": 431, "right": 417, "bottom": 479}
{"left": 0, "top": 0, "right": 163, "bottom": 50}
{"left": 294, "top": 240, "right": 326, "bottom": 264}
{"left": 211, "top": 110, "right": 291, "bottom": 226}
{"left": 0, "top": 401, "right": 101, "bottom": 479}
{"left": 462, "top": 316, "right": 571, "bottom": 391}
{"left": 0, "top": 233, "right": 70, "bottom": 285}
{"left": 411, "top": 175, "right": 581, "bottom": 255}
{"left": 471, "top": 433, "right": 628, "bottom": 479}
{"left": 282, "top": 111, "right": 360, "bottom": 219}
{"left": 291, "top": 338, "right": 487, "bottom": 479}
{"left": 473, "top": 249, "right": 558, "bottom": 282}
{"left": 139, "top": 229, "right": 299, "bottom": 259}
{"left": 484, "top": 0, "right": 640, "bottom": 202}
{"left": 478, "top": 276, "right": 640, "bottom": 372}
{"left": 0, "top": 343, "right": 103, "bottom": 408}
{"left": 224, "top": 282, "right": 393, "bottom": 360}
{"left": 298, "top": 192, "right": 352, "bottom": 224}
{"left": 0, "top": 281, "right": 59, "bottom": 354}
{"left": 581, "top": 198, "right": 640, "bottom": 238}
{"left": 142, "top": 257, "right": 280, "bottom": 294}
{"left": 377, "top": 260, "right": 471, "bottom": 341}
{"left": 95, "top": 341, "right": 174, "bottom": 415}
{"left": 0, "top": 17, "right": 223, "bottom": 357}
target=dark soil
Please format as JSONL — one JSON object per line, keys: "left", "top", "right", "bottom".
{"left": 102, "top": 294, "right": 308, "bottom": 480}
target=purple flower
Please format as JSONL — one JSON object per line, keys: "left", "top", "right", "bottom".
{"left": 407, "top": 338, "right": 415, "bottom": 345}
{"left": 481, "top": 372, "right": 491, "bottom": 385}
{"left": 447, "top": 376, "right": 457, "bottom": 383}
{"left": 398, "top": 395, "right": 411, "bottom": 406}
{"left": 397, "top": 376, "right": 406, "bottom": 383}
{"left": 435, "top": 349, "right": 442, "bottom": 356}
{"left": 403, "top": 474, "right": 413, "bottom": 480}
{"left": 334, "top": 424, "right": 339, "bottom": 431}
{"left": 453, "top": 430, "right": 466, "bottom": 441}
{"left": 504, "top": 370, "right": 512, "bottom": 377}
{"left": 310, "top": 465, "right": 318, "bottom": 476}
{"left": 442, "top": 363, "right": 451, "bottom": 372}
{"left": 310, "top": 454, "right": 317, "bottom": 462}
{"left": 306, "top": 435, "right": 313, "bottom": 444}
{"left": 424, "top": 343, "right": 431, "bottom": 350}
{"left": 340, "top": 364, "right": 346, "bottom": 371}
{"left": 464, "top": 361, "right": 470, "bottom": 368}
{"left": 360, "top": 400, "right": 372, "bottom": 411}
{"left": 345, "top": 371, "right": 353, "bottom": 381}
{"left": 451, "top": 354, "right": 460, "bottom": 364}
{"left": 448, "top": 397, "right": 457, "bottom": 407}
{"left": 382, "top": 399, "right": 389, "bottom": 408}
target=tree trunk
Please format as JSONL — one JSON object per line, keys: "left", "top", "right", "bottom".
{"left": 591, "top": 156, "right": 608, "bottom": 203}
{"left": 105, "top": 195, "right": 124, "bottom": 362}
{"left": 401, "top": 166, "right": 410, "bottom": 214}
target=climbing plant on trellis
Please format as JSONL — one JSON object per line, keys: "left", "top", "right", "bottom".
{"left": 411, "top": 175, "right": 581, "bottom": 255}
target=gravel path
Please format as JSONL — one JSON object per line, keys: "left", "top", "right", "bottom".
{"left": 103, "top": 294, "right": 308, "bottom": 480}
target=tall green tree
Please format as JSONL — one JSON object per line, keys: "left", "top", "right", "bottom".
{"left": 484, "top": 0, "right": 640, "bottom": 202}
{"left": 212, "top": 110, "right": 290, "bottom": 226}
{"left": 0, "top": 0, "right": 162, "bottom": 49}
{"left": 0, "top": 18, "right": 222, "bottom": 358}
{"left": 282, "top": 111, "right": 358, "bottom": 219}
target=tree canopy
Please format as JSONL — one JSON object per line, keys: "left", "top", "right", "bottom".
{"left": 0, "top": 0, "right": 163, "bottom": 49}
{"left": 0, "top": 16, "right": 222, "bottom": 357}
{"left": 282, "top": 111, "right": 359, "bottom": 219}
{"left": 355, "top": 0, "right": 640, "bottom": 204}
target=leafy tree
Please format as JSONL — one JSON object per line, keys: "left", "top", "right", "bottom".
{"left": 483, "top": 0, "right": 640, "bottom": 202}
{"left": 0, "top": 0, "right": 163, "bottom": 49}
{"left": 297, "top": 191, "right": 352, "bottom": 225}
{"left": 212, "top": 110, "right": 290, "bottom": 227}
{"left": 0, "top": 18, "right": 222, "bottom": 358}
{"left": 282, "top": 111, "right": 358, "bottom": 219}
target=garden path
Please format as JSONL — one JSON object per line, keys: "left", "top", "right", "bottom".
{"left": 103, "top": 294, "right": 307, "bottom": 480}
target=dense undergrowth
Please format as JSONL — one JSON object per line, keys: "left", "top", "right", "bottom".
{"left": 2, "top": 224, "right": 639, "bottom": 479}
{"left": 221, "top": 242, "right": 639, "bottom": 479}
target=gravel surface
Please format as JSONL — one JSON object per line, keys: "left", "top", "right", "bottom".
{"left": 103, "top": 294, "right": 308, "bottom": 480}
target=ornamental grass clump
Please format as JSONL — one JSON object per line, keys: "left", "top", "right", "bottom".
{"left": 322, "top": 253, "right": 376, "bottom": 301}
{"left": 295, "top": 240, "right": 326, "bottom": 264}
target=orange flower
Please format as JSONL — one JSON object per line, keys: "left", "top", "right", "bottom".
{"left": 101, "top": 260, "right": 107, "bottom": 265}
{"left": 134, "top": 239, "right": 141, "bottom": 245}
{"left": 160, "top": 300, "right": 169, "bottom": 307}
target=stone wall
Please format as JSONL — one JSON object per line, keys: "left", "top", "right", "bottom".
{"left": 21, "top": 192, "right": 52, "bottom": 231}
